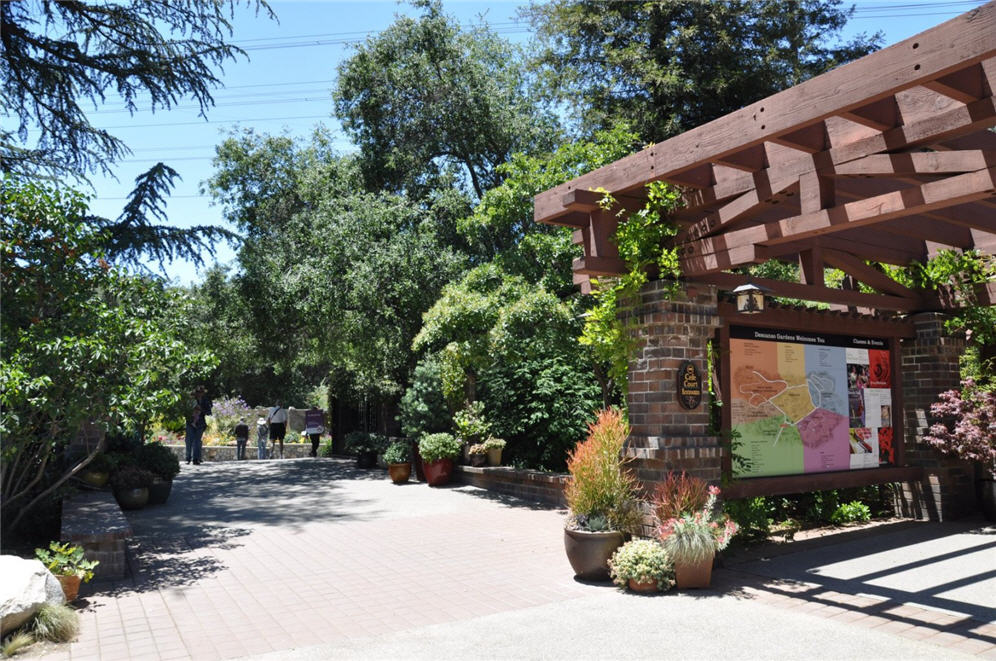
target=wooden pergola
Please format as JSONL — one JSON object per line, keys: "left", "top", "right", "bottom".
{"left": 535, "top": 2, "right": 996, "bottom": 312}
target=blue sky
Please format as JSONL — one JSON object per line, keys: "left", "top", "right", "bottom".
{"left": 78, "top": 0, "right": 988, "bottom": 285}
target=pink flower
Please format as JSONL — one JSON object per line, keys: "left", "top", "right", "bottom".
{"left": 708, "top": 485, "right": 721, "bottom": 496}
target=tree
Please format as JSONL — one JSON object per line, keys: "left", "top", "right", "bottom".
{"left": 334, "top": 0, "right": 559, "bottom": 198}
{"left": 525, "top": 0, "right": 881, "bottom": 141}
{"left": 1, "top": 176, "right": 216, "bottom": 533}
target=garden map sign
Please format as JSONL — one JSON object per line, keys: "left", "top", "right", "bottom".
{"left": 729, "top": 326, "right": 895, "bottom": 479}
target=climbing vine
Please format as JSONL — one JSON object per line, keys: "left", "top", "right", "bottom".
{"left": 579, "top": 181, "right": 682, "bottom": 400}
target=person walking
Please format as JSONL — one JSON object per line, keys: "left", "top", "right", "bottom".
{"left": 305, "top": 406, "right": 325, "bottom": 458}
{"left": 234, "top": 417, "right": 250, "bottom": 460}
{"left": 256, "top": 416, "right": 269, "bottom": 459}
{"left": 185, "top": 386, "right": 211, "bottom": 465}
{"left": 267, "top": 400, "right": 288, "bottom": 459}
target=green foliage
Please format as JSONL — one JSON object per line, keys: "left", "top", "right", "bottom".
{"left": 132, "top": 443, "right": 180, "bottom": 481}
{"left": 30, "top": 604, "right": 79, "bottom": 643}
{"left": 399, "top": 356, "right": 452, "bottom": 438}
{"left": 1, "top": 176, "right": 216, "bottom": 533}
{"left": 468, "top": 443, "right": 487, "bottom": 456}
{"left": 830, "top": 501, "right": 871, "bottom": 525}
{"left": 482, "top": 437, "right": 506, "bottom": 451}
{"left": 333, "top": 0, "right": 557, "bottom": 198}
{"left": 418, "top": 432, "right": 462, "bottom": 463}
{"left": 34, "top": 542, "right": 99, "bottom": 582}
{"left": 319, "top": 438, "right": 335, "bottom": 458}
{"left": 383, "top": 441, "right": 410, "bottom": 465}
{"left": 724, "top": 497, "right": 773, "bottom": 544}
{"left": 565, "top": 409, "right": 641, "bottom": 534}
{"left": 110, "top": 466, "right": 155, "bottom": 491}
{"left": 608, "top": 539, "right": 674, "bottom": 591}
{"left": 526, "top": 0, "right": 880, "bottom": 142}
{"left": 453, "top": 401, "right": 489, "bottom": 443}
{"left": 344, "top": 432, "right": 388, "bottom": 455}
{"left": 580, "top": 182, "right": 681, "bottom": 398}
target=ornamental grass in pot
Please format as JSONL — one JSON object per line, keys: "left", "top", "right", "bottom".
{"left": 563, "top": 408, "right": 642, "bottom": 581}
{"left": 384, "top": 440, "right": 412, "bottom": 484}
{"left": 418, "top": 433, "right": 461, "bottom": 486}
{"left": 35, "top": 542, "right": 99, "bottom": 602}
{"left": 608, "top": 539, "right": 674, "bottom": 593}
{"left": 655, "top": 479, "right": 738, "bottom": 589}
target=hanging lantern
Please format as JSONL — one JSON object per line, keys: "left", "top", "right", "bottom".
{"left": 732, "top": 283, "right": 768, "bottom": 314}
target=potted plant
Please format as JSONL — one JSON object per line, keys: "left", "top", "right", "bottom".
{"left": 35, "top": 542, "right": 99, "bottom": 602}
{"left": 110, "top": 465, "right": 155, "bottom": 510}
{"left": 384, "top": 440, "right": 412, "bottom": 484}
{"left": 133, "top": 442, "right": 180, "bottom": 505}
{"left": 655, "top": 483, "right": 738, "bottom": 589}
{"left": 563, "top": 408, "right": 642, "bottom": 581}
{"left": 418, "top": 433, "right": 462, "bottom": 486}
{"left": 923, "top": 379, "right": 996, "bottom": 520}
{"left": 467, "top": 443, "right": 487, "bottom": 467}
{"left": 454, "top": 401, "right": 489, "bottom": 463}
{"left": 78, "top": 452, "right": 115, "bottom": 487}
{"left": 483, "top": 437, "right": 506, "bottom": 466}
{"left": 345, "top": 432, "right": 379, "bottom": 469}
{"left": 608, "top": 539, "right": 674, "bottom": 593}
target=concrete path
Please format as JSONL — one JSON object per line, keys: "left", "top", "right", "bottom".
{"left": 37, "top": 459, "right": 996, "bottom": 660}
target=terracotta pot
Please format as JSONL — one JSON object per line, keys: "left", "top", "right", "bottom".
{"left": 388, "top": 462, "right": 412, "bottom": 484}
{"left": 115, "top": 487, "right": 149, "bottom": 510}
{"left": 674, "top": 553, "right": 714, "bottom": 589}
{"left": 79, "top": 470, "right": 109, "bottom": 488}
{"left": 628, "top": 578, "right": 659, "bottom": 593}
{"left": 56, "top": 574, "right": 82, "bottom": 602}
{"left": 147, "top": 479, "right": 173, "bottom": 505}
{"left": 563, "top": 528, "right": 624, "bottom": 581}
{"left": 469, "top": 453, "right": 487, "bottom": 467}
{"left": 423, "top": 458, "right": 454, "bottom": 486}
{"left": 979, "top": 479, "right": 996, "bottom": 521}
{"left": 486, "top": 448, "right": 502, "bottom": 466}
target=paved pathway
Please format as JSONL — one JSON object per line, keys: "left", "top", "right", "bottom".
{"left": 37, "top": 459, "right": 996, "bottom": 660}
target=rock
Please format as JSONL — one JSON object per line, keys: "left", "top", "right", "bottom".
{"left": 0, "top": 555, "right": 65, "bottom": 635}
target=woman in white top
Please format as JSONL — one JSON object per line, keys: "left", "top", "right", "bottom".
{"left": 267, "top": 400, "right": 288, "bottom": 459}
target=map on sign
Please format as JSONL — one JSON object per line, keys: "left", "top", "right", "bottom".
{"left": 730, "top": 326, "right": 894, "bottom": 479}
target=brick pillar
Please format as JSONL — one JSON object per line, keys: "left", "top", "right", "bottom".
{"left": 896, "top": 313, "right": 975, "bottom": 520}
{"left": 624, "top": 280, "right": 722, "bottom": 491}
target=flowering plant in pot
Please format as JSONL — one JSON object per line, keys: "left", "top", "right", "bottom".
{"left": 655, "top": 482, "right": 738, "bottom": 589}
{"left": 418, "top": 433, "right": 462, "bottom": 486}
{"left": 483, "top": 437, "right": 506, "bottom": 466}
{"left": 563, "top": 408, "right": 641, "bottom": 581}
{"left": 608, "top": 539, "right": 674, "bottom": 593}
{"left": 384, "top": 440, "right": 412, "bottom": 484}
{"left": 467, "top": 443, "right": 487, "bottom": 467}
{"left": 923, "top": 379, "right": 996, "bottom": 520}
{"left": 35, "top": 542, "right": 99, "bottom": 601}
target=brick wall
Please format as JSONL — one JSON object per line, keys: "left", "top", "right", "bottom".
{"left": 896, "top": 313, "right": 976, "bottom": 520}
{"left": 453, "top": 466, "right": 567, "bottom": 507}
{"left": 624, "top": 279, "right": 723, "bottom": 486}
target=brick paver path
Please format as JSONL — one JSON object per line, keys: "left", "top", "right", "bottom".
{"left": 38, "top": 459, "right": 996, "bottom": 660}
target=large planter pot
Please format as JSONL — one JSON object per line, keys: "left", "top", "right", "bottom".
{"left": 147, "top": 479, "right": 173, "bottom": 505}
{"left": 412, "top": 440, "right": 426, "bottom": 482}
{"left": 979, "top": 479, "right": 996, "bottom": 522}
{"left": 423, "top": 458, "right": 454, "bottom": 486}
{"left": 674, "top": 553, "right": 714, "bottom": 589}
{"left": 79, "top": 470, "right": 109, "bottom": 488}
{"left": 56, "top": 574, "right": 82, "bottom": 602}
{"left": 388, "top": 462, "right": 412, "bottom": 484}
{"left": 628, "top": 578, "right": 660, "bottom": 593}
{"left": 486, "top": 448, "right": 502, "bottom": 467}
{"left": 115, "top": 487, "right": 149, "bottom": 510}
{"left": 563, "top": 528, "right": 624, "bottom": 581}
{"left": 356, "top": 450, "right": 378, "bottom": 469}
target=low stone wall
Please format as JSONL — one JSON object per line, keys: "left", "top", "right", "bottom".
{"left": 61, "top": 491, "right": 132, "bottom": 579}
{"left": 453, "top": 466, "right": 568, "bottom": 507}
{"left": 163, "top": 443, "right": 314, "bottom": 462}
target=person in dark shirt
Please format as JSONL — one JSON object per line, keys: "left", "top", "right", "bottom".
{"left": 234, "top": 417, "right": 250, "bottom": 460}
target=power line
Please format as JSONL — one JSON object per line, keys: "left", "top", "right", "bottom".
{"left": 95, "top": 114, "right": 331, "bottom": 130}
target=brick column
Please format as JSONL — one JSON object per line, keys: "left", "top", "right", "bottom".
{"left": 624, "top": 280, "right": 722, "bottom": 488}
{"left": 896, "top": 313, "right": 975, "bottom": 520}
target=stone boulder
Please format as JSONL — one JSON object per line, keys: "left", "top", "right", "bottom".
{"left": 0, "top": 555, "right": 65, "bottom": 635}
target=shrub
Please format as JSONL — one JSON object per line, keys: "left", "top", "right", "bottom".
{"left": 724, "top": 497, "right": 772, "bottom": 543}
{"left": 31, "top": 603, "right": 79, "bottom": 642}
{"left": 651, "top": 471, "right": 710, "bottom": 522}
{"left": 133, "top": 442, "right": 180, "bottom": 481}
{"left": 399, "top": 355, "right": 451, "bottom": 438}
{"left": 384, "top": 441, "right": 410, "bottom": 465}
{"left": 109, "top": 466, "right": 154, "bottom": 490}
{"left": 209, "top": 396, "right": 252, "bottom": 434}
{"left": 564, "top": 408, "right": 641, "bottom": 534}
{"left": 830, "top": 501, "right": 871, "bottom": 525}
{"left": 608, "top": 539, "right": 674, "bottom": 591}
{"left": 85, "top": 452, "right": 115, "bottom": 473}
{"left": 418, "top": 433, "right": 462, "bottom": 463}
{"left": 320, "top": 438, "right": 335, "bottom": 458}
{"left": 34, "top": 542, "right": 98, "bottom": 582}
{"left": 923, "top": 378, "right": 996, "bottom": 479}
{"left": 453, "top": 401, "right": 489, "bottom": 443}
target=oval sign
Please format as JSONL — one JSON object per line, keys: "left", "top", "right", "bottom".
{"left": 677, "top": 360, "right": 702, "bottom": 409}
